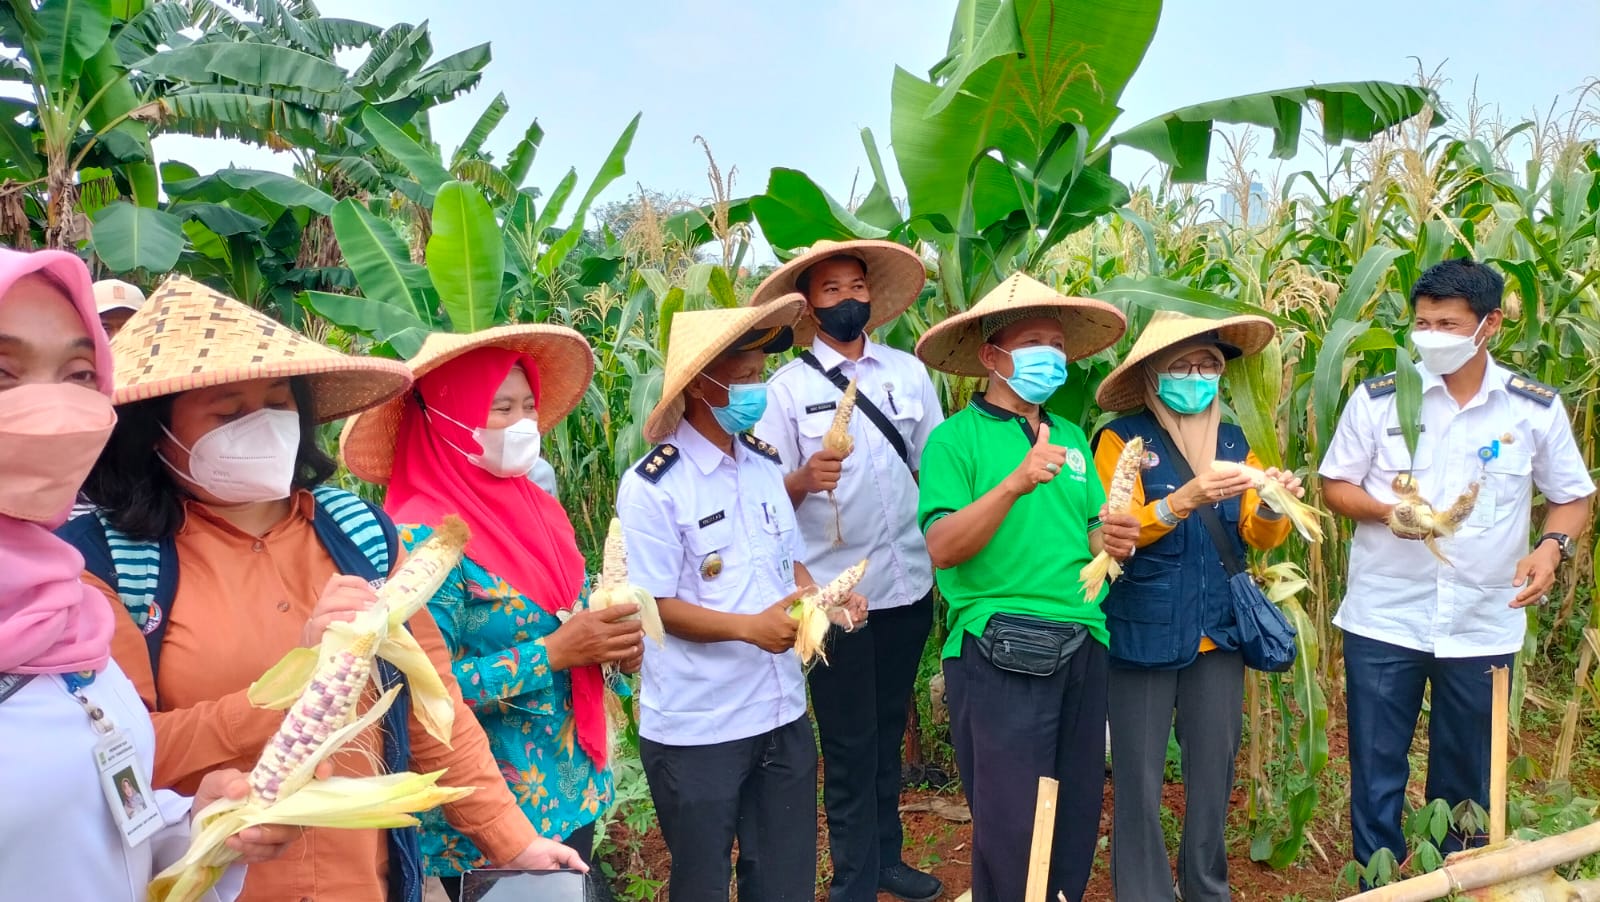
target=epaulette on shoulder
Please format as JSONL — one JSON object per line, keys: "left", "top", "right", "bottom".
{"left": 739, "top": 432, "right": 783, "bottom": 465}
{"left": 634, "top": 444, "right": 681, "bottom": 484}
{"left": 1363, "top": 373, "right": 1397, "bottom": 398}
{"left": 1506, "top": 372, "right": 1558, "bottom": 407}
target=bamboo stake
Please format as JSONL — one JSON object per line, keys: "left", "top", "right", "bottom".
{"left": 1341, "top": 820, "right": 1600, "bottom": 901}
{"left": 1024, "top": 777, "right": 1060, "bottom": 902}
{"left": 1490, "top": 665, "right": 1509, "bottom": 845}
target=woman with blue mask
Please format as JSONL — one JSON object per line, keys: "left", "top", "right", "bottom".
{"left": 1090, "top": 311, "right": 1304, "bottom": 902}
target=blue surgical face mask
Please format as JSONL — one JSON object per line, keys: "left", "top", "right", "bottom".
{"left": 703, "top": 377, "right": 769, "bottom": 435}
{"left": 1156, "top": 373, "right": 1221, "bottom": 414}
{"left": 994, "top": 345, "right": 1068, "bottom": 405}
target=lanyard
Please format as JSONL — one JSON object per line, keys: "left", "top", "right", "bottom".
{"left": 62, "top": 670, "right": 116, "bottom": 735}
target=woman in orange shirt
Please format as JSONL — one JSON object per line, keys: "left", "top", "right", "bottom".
{"left": 1091, "top": 311, "right": 1302, "bottom": 902}
{"left": 62, "top": 278, "right": 582, "bottom": 902}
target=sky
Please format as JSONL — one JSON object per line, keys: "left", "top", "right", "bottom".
{"left": 157, "top": 1, "right": 1600, "bottom": 265}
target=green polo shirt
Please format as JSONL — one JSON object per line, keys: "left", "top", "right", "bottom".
{"left": 917, "top": 395, "right": 1109, "bottom": 659}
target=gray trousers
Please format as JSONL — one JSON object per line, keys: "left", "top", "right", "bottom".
{"left": 1108, "top": 650, "right": 1245, "bottom": 902}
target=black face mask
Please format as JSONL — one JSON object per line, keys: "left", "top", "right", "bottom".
{"left": 812, "top": 298, "right": 872, "bottom": 342}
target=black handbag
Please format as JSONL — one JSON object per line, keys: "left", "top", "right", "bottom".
{"left": 1151, "top": 427, "right": 1298, "bottom": 674}
{"left": 975, "top": 613, "right": 1090, "bottom": 677}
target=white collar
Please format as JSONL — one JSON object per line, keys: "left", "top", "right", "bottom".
{"left": 674, "top": 419, "right": 737, "bottom": 475}
{"left": 809, "top": 336, "right": 877, "bottom": 372}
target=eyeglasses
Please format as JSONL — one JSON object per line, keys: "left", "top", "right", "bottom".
{"left": 1165, "top": 360, "right": 1225, "bottom": 379}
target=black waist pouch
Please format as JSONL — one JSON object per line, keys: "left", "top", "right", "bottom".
{"left": 974, "top": 613, "right": 1089, "bottom": 677}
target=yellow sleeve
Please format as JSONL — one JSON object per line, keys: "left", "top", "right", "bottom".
{"left": 1093, "top": 429, "right": 1177, "bottom": 548}
{"left": 1240, "top": 450, "right": 1293, "bottom": 550}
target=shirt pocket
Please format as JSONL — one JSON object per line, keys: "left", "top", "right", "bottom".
{"left": 1470, "top": 446, "right": 1532, "bottom": 528}
{"left": 683, "top": 519, "right": 737, "bottom": 606}
{"left": 1376, "top": 435, "right": 1434, "bottom": 477}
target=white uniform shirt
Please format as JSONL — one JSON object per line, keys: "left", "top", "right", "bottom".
{"left": 1320, "top": 358, "right": 1595, "bottom": 657}
{"left": 756, "top": 338, "right": 944, "bottom": 611}
{"left": 0, "top": 660, "right": 244, "bottom": 902}
{"left": 615, "top": 420, "right": 810, "bottom": 746}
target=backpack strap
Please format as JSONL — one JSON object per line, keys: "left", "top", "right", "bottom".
{"left": 798, "top": 350, "right": 913, "bottom": 468}
{"left": 56, "top": 513, "right": 179, "bottom": 685}
{"left": 308, "top": 485, "right": 422, "bottom": 902}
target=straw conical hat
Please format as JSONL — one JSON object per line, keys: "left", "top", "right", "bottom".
{"left": 109, "top": 276, "right": 411, "bottom": 422}
{"left": 749, "top": 239, "right": 926, "bottom": 345}
{"left": 644, "top": 296, "right": 806, "bottom": 443}
{"left": 914, "top": 272, "right": 1127, "bottom": 377}
{"left": 340, "top": 324, "right": 597, "bottom": 485}
{"left": 1095, "top": 310, "right": 1277, "bottom": 411}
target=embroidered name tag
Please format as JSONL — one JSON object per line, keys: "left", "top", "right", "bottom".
{"left": 698, "top": 511, "right": 726, "bottom": 528}
{"left": 805, "top": 401, "right": 838, "bottom": 414}
{"left": 1385, "top": 425, "right": 1427, "bottom": 436}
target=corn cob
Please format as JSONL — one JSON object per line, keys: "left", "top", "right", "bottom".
{"left": 822, "top": 379, "right": 858, "bottom": 546}
{"left": 789, "top": 558, "right": 869, "bottom": 665}
{"left": 590, "top": 517, "right": 665, "bottom": 646}
{"left": 1079, "top": 437, "right": 1144, "bottom": 603}
{"left": 1434, "top": 482, "right": 1481, "bottom": 536}
{"left": 148, "top": 517, "right": 477, "bottom": 902}
{"left": 1386, "top": 478, "right": 1453, "bottom": 564}
{"left": 1213, "top": 462, "right": 1328, "bottom": 544}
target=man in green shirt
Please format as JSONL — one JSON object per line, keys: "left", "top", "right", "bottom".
{"left": 915, "top": 272, "right": 1139, "bottom": 902}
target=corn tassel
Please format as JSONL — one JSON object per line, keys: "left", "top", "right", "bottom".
{"left": 1079, "top": 437, "right": 1144, "bottom": 603}
{"left": 822, "top": 379, "right": 857, "bottom": 546}
{"left": 1213, "top": 462, "right": 1328, "bottom": 544}
{"left": 148, "top": 517, "right": 476, "bottom": 902}
{"left": 790, "top": 559, "right": 868, "bottom": 666}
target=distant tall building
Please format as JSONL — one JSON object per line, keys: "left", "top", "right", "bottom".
{"left": 1219, "top": 181, "right": 1268, "bottom": 227}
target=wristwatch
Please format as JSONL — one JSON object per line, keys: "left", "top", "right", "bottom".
{"left": 1537, "top": 532, "right": 1575, "bottom": 563}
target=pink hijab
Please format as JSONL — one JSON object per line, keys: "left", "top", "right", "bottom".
{"left": 384, "top": 348, "right": 604, "bottom": 765}
{"left": 0, "top": 249, "right": 117, "bottom": 675}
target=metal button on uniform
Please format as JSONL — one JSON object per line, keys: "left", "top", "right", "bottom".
{"left": 277, "top": 601, "right": 291, "bottom": 613}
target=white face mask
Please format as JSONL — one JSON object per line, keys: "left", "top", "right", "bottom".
{"left": 429, "top": 408, "right": 542, "bottom": 479}
{"left": 1411, "top": 316, "right": 1488, "bottom": 376}
{"left": 160, "top": 408, "right": 300, "bottom": 504}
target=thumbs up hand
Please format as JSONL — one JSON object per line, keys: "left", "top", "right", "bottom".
{"left": 1004, "top": 420, "right": 1069, "bottom": 496}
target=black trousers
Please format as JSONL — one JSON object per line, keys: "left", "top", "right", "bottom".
{"left": 946, "top": 632, "right": 1108, "bottom": 902}
{"left": 438, "top": 824, "right": 597, "bottom": 902}
{"left": 808, "top": 593, "right": 934, "bottom": 901}
{"left": 640, "top": 716, "right": 819, "bottom": 901}
{"left": 1343, "top": 631, "right": 1515, "bottom": 868}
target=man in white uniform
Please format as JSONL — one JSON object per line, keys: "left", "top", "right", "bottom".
{"left": 1320, "top": 258, "right": 1594, "bottom": 869}
{"left": 752, "top": 240, "right": 943, "bottom": 902}
{"left": 615, "top": 298, "right": 865, "bottom": 901}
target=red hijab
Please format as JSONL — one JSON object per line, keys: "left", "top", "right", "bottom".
{"left": 385, "top": 348, "right": 605, "bottom": 765}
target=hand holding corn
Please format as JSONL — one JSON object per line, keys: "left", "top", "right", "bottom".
{"left": 791, "top": 559, "right": 870, "bottom": 665}
{"left": 147, "top": 518, "right": 477, "bottom": 902}
{"left": 1079, "top": 437, "right": 1145, "bottom": 602}
{"left": 821, "top": 379, "right": 859, "bottom": 545}
{"left": 746, "top": 595, "right": 804, "bottom": 654}
{"left": 1208, "top": 462, "right": 1327, "bottom": 544}
{"left": 1005, "top": 422, "right": 1067, "bottom": 496}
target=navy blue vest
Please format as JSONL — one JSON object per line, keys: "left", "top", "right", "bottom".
{"left": 1095, "top": 411, "right": 1250, "bottom": 671}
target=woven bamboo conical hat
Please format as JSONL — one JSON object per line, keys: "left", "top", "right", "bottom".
{"left": 340, "top": 324, "right": 595, "bottom": 485}
{"left": 748, "top": 239, "right": 927, "bottom": 345}
{"left": 109, "top": 275, "right": 411, "bottom": 422}
{"left": 914, "top": 271, "right": 1127, "bottom": 376}
{"left": 1094, "top": 310, "right": 1277, "bottom": 411}
{"left": 644, "top": 296, "right": 805, "bottom": 443}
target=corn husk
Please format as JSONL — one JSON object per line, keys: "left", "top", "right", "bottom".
{"left": 148, "top": 518, "right": 477, "bottom": 902}
{"left": 1213, "top": 461, "right": 1328, "bottom": 544}
{"left": 589, "top": 518, "right": 665, "bottom": 646}
{"left": 790, "top": 559, "right": 868, "bottom": 665}
{"left": 1384, "top": 477, "right": 1476, "bottom": 565}
{"left": 1079, "top": 437, "right": 1144, "bottom": 603}
{"left": 822, "top": 380, "right": 858, "bottom": 546}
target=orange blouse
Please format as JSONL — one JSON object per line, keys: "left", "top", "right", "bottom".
{"left": 87, "top": 491, "right": 538, "bottom": 902}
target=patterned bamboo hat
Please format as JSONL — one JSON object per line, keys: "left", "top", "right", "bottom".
{"left": 340, "top": 324, "right": 596, "bottom": 485}
{"left": 109, "top": 275, "right": 412, "bottom": 422}
{"left": 748, "top": 239, "right": 927, "bottom": 345}
{"left": 914, "top": 271, "right": 1127, "bottom": 376}
{"left": 644, "top": 296, "right": 806, "bottom": 443}
{"left": 1095, "top": 310, "right": 1277, "bottom": 411}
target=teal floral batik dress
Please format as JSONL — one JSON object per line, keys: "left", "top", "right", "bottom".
{"left": 401, "top": 524, "right": 614, "bottom": 877}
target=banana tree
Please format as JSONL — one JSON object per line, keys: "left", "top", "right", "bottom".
{"left": 0, "top": 0, "right": 163, "bottom": 247}
{"left": 750, "top": 0, "right": 1438, "bottom": 311}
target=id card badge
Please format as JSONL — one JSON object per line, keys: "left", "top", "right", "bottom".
{"left": 1466, "top": 481, "right": 1497, "bottom": 530}
{"left": 95, "top": 731, "right": 163, "bottom": 846}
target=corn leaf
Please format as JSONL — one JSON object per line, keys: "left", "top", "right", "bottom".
{"left": 247, "top": 646, "right": 319, "bottom": 710}
{"left": 1393, "top": 346, "right": 1425, "bottom": 465}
